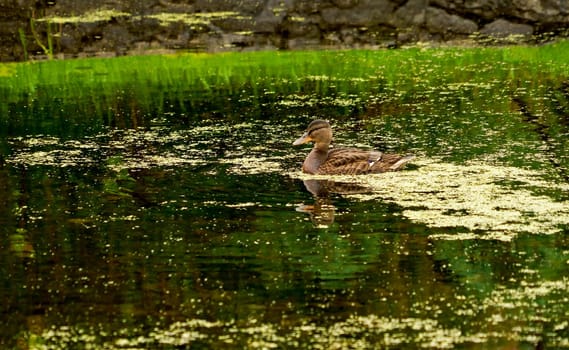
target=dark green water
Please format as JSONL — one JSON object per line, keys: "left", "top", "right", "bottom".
{"left": 1, "top": 53, "right": 569, "bottom": 349}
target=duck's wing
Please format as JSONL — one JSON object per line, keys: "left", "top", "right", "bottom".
{"left": 317, "top": 148, "right": 413, "bottom": 175}
{"left": 370, "top": 153, "right": 414, "bottom": 172}
{"left": 382, "top": 154, "right": 415, "bottom": 171}
{"left": 316, "top": 148, "right": 381, "bottom": 175}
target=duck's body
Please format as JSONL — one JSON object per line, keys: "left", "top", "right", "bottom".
{"left": 293, "top": 120, "right": 413, "bottom": 175}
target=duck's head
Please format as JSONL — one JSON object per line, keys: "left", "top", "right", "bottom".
{"left": 293, "top": 120, "right": 332, "bottom": 147}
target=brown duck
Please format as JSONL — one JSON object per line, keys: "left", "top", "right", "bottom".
{"left": 293, "top": 120, "right": 414, "bottom": 175}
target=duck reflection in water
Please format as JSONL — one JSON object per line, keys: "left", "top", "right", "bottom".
{"left": 293, "top": 119, "right": 414, "bottom": 227}
{"left": 296, "top": 179, "right": 370, "bottom": 227}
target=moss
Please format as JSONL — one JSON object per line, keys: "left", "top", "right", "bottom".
{"left": 40, "top": 9, "right": 130, "bottom": 24}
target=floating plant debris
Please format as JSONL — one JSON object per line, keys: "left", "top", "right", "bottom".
{"left": 293, "top": 158, "right": 569, "bottom": 240}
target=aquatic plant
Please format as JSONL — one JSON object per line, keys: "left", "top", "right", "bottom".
{"left": 18, "top": 28, "right": 29, "bottom": 61}
{"left": 29, "top": 17, "right": 54, "bottom": 60}
{"left": 1, "top": 40, "right": 568, "bottom": 107}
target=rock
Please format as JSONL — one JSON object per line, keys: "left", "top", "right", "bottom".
{"left": 431, "top": 0, "right": 569, "bottom": 23}
{"left": 480, "top": 18, "right": 534, "bottom": 37}
{"left": 193, "top": 0, "right": 264, "bottom": 15}
{"left": 0, "top": 0, "right": 34, "bottom": 15}
{"left": 102, "top": 23, "right": 135, "bottom": 54}
{"left": 253, "top": 0, "right": 294, "bottom": 33}
{"left": 321, "top": 0, "right": 396, "bottom": 27}
{"left": 281, "top": 15, "right": 320, "bottom": 39}
{"left": 294, "top": 0, "right": 322, "bottom": 14}
{"left": 392, "top": 0, "right": 426, "bottom": 27}
{"left": 429, "top": 0, "right": 503, "bottom": 20}
{"left": 218, "top": 32, "right": 255, "bottom": 49}
{"left": 425, "top": 6, "right": 478, "bottom": 35}
{"left": 331, "top": 0, "right": 360, "bottom": 9}
{"left": 286, "top": 37, "right": 322, "bottom": 49}
{"left": 510, "top": 0, "right": 569, "bottom": 22}
{"left": 3, "top": 0, "right": 569, "bottom": 61}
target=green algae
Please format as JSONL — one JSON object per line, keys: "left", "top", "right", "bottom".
{"left": 7, "top": 123, "right": 568, "bottom": 240}
{"left": 146, "top": 11, "right": 250, "bottom": 27}
{"left": 27, "top": 282, "right": 569, "bottom": 350}
{"left": 40, "top": 9, "right": 248, "bottom": 26}
{"left": 39, "top": 9, "right": 130, "bottom": 24}
{"left": 292, "top": 158, "right": 569, "bottom": 239}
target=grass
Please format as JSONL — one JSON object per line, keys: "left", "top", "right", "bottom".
{"left": 2, "top": 40, "right": 569, "bottom": 89}
{"left": 1, "top": 40, "right": 568, "bottom": 127}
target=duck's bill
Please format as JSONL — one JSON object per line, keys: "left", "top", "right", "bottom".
{"left": 293, "top": 132, "right": 311, "bottom": 145}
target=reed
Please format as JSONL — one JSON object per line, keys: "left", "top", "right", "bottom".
{"left": 1, "top": 41, "right": 568, "bottom": 130}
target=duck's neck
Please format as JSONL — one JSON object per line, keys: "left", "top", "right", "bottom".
{"left": 303, "top": 142, "right": 329, "bottom": 174}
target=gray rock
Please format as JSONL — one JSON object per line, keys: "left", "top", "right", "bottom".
{"left": 429, "top": 0, "right": 503, "bottom": 20}
{"left": 392, "top": 0, "right": 426, "bottom": 27}
{"left": 281, "top": 14, "right": 320, "bottom": 38}
{"left": 321, "top": 0, "right": 396, "bottom": 27}
{"left": 193, "top": 0, "right": 264, "bottom": 15}
{"left": 430, "top": 0, "right": 569, "bottom": 23}
{"left": 5, "top": 0, "right": 569, "bottom": 61}
{"left": 480, "top": 19, "right": 534, "bottom": 37}
{"left": 425, "top": 6, "right": 478, "bottom": 35}
{"left": 253, "top": 0, "right": 294, "bottom": 33}
{"left": 330, "top": 0, "right": 360, "bottom": 9}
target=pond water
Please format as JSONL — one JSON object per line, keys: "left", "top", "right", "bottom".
{"left": 1, "top": 51, "right": 569, "bottom": 349}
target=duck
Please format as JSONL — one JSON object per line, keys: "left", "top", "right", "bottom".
{"left": 293, "top": 119, "right": 414, "bottom": 175}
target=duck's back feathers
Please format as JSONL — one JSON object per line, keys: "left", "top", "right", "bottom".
{"left": 316, "top": 148, "right": 413, "bottom": 175}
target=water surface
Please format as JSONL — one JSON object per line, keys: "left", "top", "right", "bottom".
{"left": 1, "top": 49, "right": 569, "bottom": 349}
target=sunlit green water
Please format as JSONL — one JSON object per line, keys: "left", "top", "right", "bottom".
{"left": 1, "top": 45, "right": 569, "bottom": 349}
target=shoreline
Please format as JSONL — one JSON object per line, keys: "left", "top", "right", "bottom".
{"left": 3, "top": 0, "right": 569, "bottom": 62}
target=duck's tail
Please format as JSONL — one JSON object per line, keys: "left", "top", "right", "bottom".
{"left": 388, "top": 154, "right": 415, "bottom": 171}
